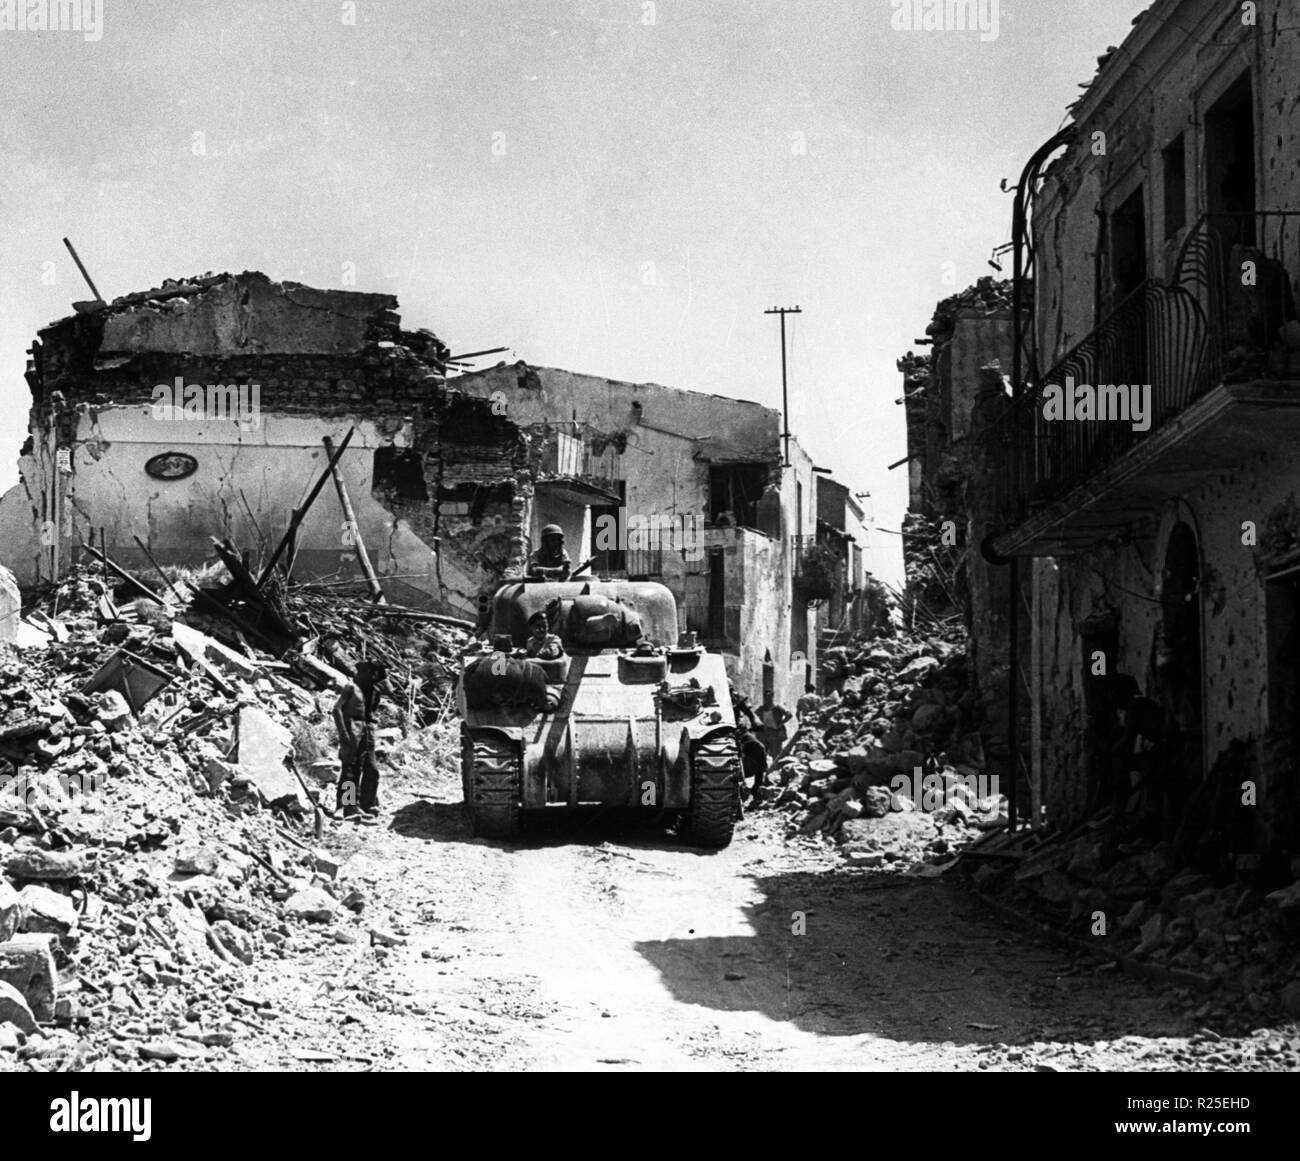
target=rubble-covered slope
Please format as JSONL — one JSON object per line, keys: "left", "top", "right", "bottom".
{"left": 0, "top": 568, "right": 465, "bottom": 1069}
{"left": 761, "top": 628, "right": 1005, "bottom": 870}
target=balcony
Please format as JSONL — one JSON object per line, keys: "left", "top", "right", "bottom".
{"left": 625, "top": 544, "right": 663, "bottom": 578}
{"left": 994, "top": 211, "right": 1300, "bottom": 557}
{"left": 590, "top": 543, "right": 665, "bottom": 579}
{"left": 792, "top": 535, "right": 839, "bottom": 600}
{"left": 533, "top": 421, "right": 623, "bottom": 506}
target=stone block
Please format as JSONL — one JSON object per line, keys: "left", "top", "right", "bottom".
{"left": 312, "top": 850, "right": 341, "bottom": 880}
{"left": 236, "top": 706, "right": 305, "bottom": 809}
{"left": 898, "top": 656, "right": 940, "bottom": 682}
{"left": 95, "top": 690, "right": 133, "bottom": 731}
{"left": 284, "top": 887, "right": 338, "bottom": 924}
{"left": 307, "top": 760, "right": 340, "bottom": 786}
{"left": 174, "top": 846, "right": 220, "bottom": 876}
{"left": 0, "top": 878, "right": 21, "bottom": 942}
{"left": 1133, "top": 912, "right": 1164, "bottom": 958}
{"left": 861, "top": 786, "right": 893, "bottom": 819}
{"left": 5, "top": 848, "right": 90, "bottom": 882}
{"left": 0, "top": 933, "right": 57, "bottom": 1020}
{"left": 210, "top": 920, "right": 255, "bottom": 965}
{"left": 0, "top": 565, "right": 18, "bottom": 645}
{"left": 17, "top": 884, "right": 77, "bottom": 935}
{"left": 0, "top": 980, "right": 37, "bottom": 1033}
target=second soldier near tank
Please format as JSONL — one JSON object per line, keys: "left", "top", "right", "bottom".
{"left": 524, "top": 610, "right": 564, "bottom": 659}
{"left": 526, "top": 524, "right": 572, "bottom": 581}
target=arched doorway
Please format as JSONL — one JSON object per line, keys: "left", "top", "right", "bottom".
{"left": 1154, "top": 522, "right": 1204, "bottom": 781}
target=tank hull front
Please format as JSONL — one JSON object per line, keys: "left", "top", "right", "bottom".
{"left": 459, "top": 647, "right": 734, "bottom": 814}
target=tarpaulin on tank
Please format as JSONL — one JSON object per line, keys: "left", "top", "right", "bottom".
{"left": 463, "top": 652, "right": 550, "bottom": 710}
{"left": 565, "top": 595, "right": 644, "bottom": 647}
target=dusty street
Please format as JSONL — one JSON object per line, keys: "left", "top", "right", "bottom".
{"left": 208, "top": 757, "right": 1299, "bottom": 1073}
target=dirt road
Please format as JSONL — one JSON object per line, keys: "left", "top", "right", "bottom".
{"left": 221, "top": 760, "right": 1300, "bottom": 1073}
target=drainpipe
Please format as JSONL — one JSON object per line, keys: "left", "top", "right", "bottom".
{"left": 1007, "top": 127, "right": 1074, "bottom": 833}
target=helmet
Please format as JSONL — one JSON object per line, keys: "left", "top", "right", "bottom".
{"left": 541, "top": 524, "right": 564, "bottom": 538}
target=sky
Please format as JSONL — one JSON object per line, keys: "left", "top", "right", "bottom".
{"left": 0, "top": 0, "right": 1152, "bottom": 585}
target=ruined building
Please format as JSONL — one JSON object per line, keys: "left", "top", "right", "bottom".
{"left": 0, "top": 271, "right": 869, "bottom": 712}
{"left": 898, "top": 277, "right": 1017, "bottom": 757}
{"left": 812, "top": 473, "right": 873, "bottom": 637}
{"left": 0, "top": 272, "right": 526, "bottom": 614}
{"left": 452, "top": 364, "right": 870, "bottom": 709}
{"left": 988, "top": 0, "right": 1300, "bottom": 859}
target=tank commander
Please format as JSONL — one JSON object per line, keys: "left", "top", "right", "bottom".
{"left": 526, "top": 525, "right": 573, "bottom": 581}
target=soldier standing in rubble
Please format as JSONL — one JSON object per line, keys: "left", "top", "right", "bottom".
{"left": 334, "top": 658, "right": 388, "bottom": 822}
{"left": 758, "top": 701, "right": 793, "bottom": 761}
{"left": 526, "top": 525, "right": 573, "bottom": 581}
{"left": 730, "top": 683, "right": 769, "bottom": 805}
{"left": 1108, "top": 672, "right": 1184, "bottom": 838}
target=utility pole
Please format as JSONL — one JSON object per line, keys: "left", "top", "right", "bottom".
{"left": 764, "top": 306, "right": 801, "bottom": 466}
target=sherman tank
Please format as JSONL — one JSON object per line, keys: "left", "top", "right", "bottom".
{"left": 456, "top": 576, "right": 741, "bottom": 847}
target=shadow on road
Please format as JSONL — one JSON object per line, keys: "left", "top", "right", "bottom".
{"left": 389, "top": 796, "right": 723, "bottom": 855}
{"left": 634, "top": 868, "right": 1223, "bottom": 1049}
{"left": 389, "top": 799, "right": 469, "bottom": 840}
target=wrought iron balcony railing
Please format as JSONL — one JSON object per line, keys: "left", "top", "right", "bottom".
{"left": 791, "top": 534, "right": 839, "bottom": 599}
{"left": 534, "top": 421, "right": 622, "bottom": 492}
{"left": 1000, "top": 210, "right": 1300, "bottom": 517}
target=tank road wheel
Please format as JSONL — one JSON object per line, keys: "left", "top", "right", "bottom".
{"left": 684, "top": 731, "right": 741, "bottom": 849}
{"left": 465, "top": 733, "right": 521, "bottom": 841}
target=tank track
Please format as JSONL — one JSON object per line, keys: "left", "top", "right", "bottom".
{"left": 684, "top": 730, "right": 740, "bottom": 849}
{"left": 464, "top": 732, "right": 521, "bottom": 840}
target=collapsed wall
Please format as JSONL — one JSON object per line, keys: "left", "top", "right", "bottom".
{"left": 0, "top": 272, "right": 529, "bottom": 617}
{"left": 897, "top": 277, "right": 1017, "bottom": 761}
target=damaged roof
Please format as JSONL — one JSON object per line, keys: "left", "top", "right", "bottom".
{"left": 35, "top": 270, "right": 446, "bottom": 366}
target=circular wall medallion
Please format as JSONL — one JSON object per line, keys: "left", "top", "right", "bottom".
{"left": 144, "top": 452, "right": 199, "bottom": 480}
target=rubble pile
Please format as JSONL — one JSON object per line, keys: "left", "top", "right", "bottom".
{"left": 900, "top": 512, "right": 965, "bottom": 624}
{"left": 965, "top": 825, "right": 1300, "bottom": 1019}
{"left": 763, "top": 628, "right": 1004, "bottom": 870}
{"left": 924, "top": 275, "right": 1016, "bottom": 339}
{"left": 0, "top": 564, "right": 468, "bottom": 1070}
